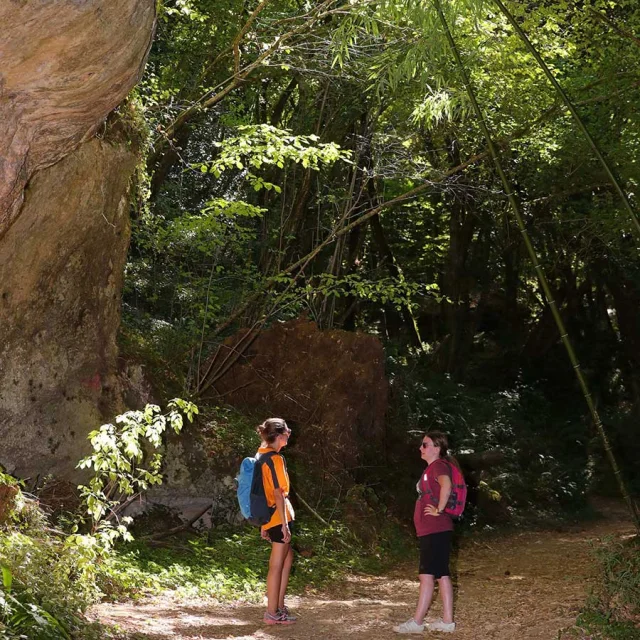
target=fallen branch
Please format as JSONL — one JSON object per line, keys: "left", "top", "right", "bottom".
{"left": 292, "top": 489, "right": 352, "bottom": 549}
{"left": 143, "top": 503, "right": 213, "bottom": 542}
{"left": 293, "top": 489, "right": 330, "bottom": 527}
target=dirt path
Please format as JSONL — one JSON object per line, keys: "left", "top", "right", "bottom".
{"left": 91, "top": 502, "right": 634, "bottom": 639}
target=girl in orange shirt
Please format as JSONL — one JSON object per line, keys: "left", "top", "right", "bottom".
{"left": 256, "top": 418, "right": 296, "bottom": 625}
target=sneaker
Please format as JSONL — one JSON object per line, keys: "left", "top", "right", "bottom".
{"left": 427, "top": 619, "right": 456, "bottom": 632}
{"left": 263, "top": 611, "right": 295, "bottom": 625}
{"left": 277, "top": 606, "right": 297, "bottom": 621}
{"left": 393, "top": 618, "right": 425, "bottom": 633}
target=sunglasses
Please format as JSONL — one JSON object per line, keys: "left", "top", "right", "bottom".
{"left": 420, "top": 441, "right": 432, "bottom": 449}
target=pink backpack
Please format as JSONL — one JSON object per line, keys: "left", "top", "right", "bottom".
{"left": 421, "top": 459, "right": 467, "bottom": 518}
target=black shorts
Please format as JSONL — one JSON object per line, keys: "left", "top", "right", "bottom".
{"left": 265, "top": 521, "right": 295, "bottom": 544}
{"left": 419, "top": 530, "right": 452, "bottom": 578}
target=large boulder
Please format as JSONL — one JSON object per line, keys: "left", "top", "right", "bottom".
{"left": 133, "top": 320, "right": 389, "bottom": 529}
{"left": 0, "top": 136, "right": 137, "bottom": 477}
{"left": 200, "top": 319, "right": 389, "bottom": 475}
{"left": 0, "top": 1, "right": 155, "bottom": 478}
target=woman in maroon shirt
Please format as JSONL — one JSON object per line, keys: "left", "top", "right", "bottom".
{"left": 393, "top": 431, "right": 456, "bottom": 634}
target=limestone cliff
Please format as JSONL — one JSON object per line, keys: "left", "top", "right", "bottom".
{"left": 0, "top": 0, "right": 155, "bottom": 478}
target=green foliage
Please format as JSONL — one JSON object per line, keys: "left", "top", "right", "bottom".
{"left": 76, "top": 400, "right": 198, "bottom": 549}
{"left": 0, "top": 400, "right": 201, "bottom": 638}
{"left": 0, "top": 539, "right": 81, "bottom": 639}
{"left": 0, "top": 592, "right": 71, "bottom": 639}
{"left": 271, "top": 272, "right": 440, "bottom": 313}
{"left": 199, "top": 405, "right": 262, "bottom": 461}
{"left": 99, "top": 519, "right": 408, "bottom": 602}
{"left": 0, "top": 484, "right": 74, "bottom": 638}
{"left": 573, "top": 536, "right": 640, "bottom": 639}
{"left": 574, "top": 609, "right": 640, "bottom": 640}
{"left": 592, "top": 410, "right": 640, "bottom": 497}
{"left": 133, "top": 197, "right": 265, "bottom": 300}
{"left": 106, "top": 1, "right": 640, "bottom": 633}
{"left": 127, "top": 0, "right": 639, "bottom": 577}
{"left": 591, "top": 536, "right": 640, "bottom": 619}
{"left": 199, "top": 124, "right": 350, "bottom": 182}
{"left": 386, "top": 355, "right": 591, "bottom": 525}
{"left": 0, "top": 490, "right": 101, "bottom": 638}
{"left": 118, "top": 314, "right": 195, "bottom": 397}
{"left": 0, "top": 473, "right": 19, "bottom": 489}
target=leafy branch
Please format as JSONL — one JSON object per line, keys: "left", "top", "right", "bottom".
{"left": 75, "top": 399, "right": 198, "bottom": 548}
{"left": 196, "top": 124, "right": 350, "bottom": 187}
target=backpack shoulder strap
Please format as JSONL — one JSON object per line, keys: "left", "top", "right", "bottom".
{"left": 258, "top": 451, "right": 280, "bottom": 489}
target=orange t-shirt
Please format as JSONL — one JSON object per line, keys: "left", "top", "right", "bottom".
{"left": 258, "top": 446, "right": 295, "bottom": 531}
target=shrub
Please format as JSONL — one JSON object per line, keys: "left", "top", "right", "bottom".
{"left": 592, "top": 536, "right": 640, "bottom": 621}
{"left": 0, "top": 482, "right": 92, "bottom": 638}
{"left": 573, "top": 535, "right": 640, "bottom": 639}
{"left": 0, "top": 400, "right": 198, "bottom": 638}
{"left": 75, "top": 399, "right": 198, "bottom": 550}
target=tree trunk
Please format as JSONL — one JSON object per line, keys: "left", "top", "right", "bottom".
{"left": 605, "top": 268, "right": 640, "bottom": 415}
{"left": 369, "top": 214, "right": 422, "bottom": 347}
{"left": 440, "top": 190, "right": 476, "bottom": 376}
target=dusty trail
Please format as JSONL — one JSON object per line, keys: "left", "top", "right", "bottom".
{"left": 91, "top": 502, "right": 634, "bottom": 639}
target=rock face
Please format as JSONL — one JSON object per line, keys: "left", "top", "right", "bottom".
{"left": 126, "top": 434, "right": 240, "bottom": 530}
{"left": 0, "top": 0, "right": 155, "bottom": 235}
{"left": 0, "top": 1, "right": 155, "bottom": 478}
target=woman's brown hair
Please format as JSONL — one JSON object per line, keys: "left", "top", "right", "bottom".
{"left": 257, "top": 418, "right": 289, "bottom": 445}
{"left": 424, "top": 430, "right": 460, "bottom": 469}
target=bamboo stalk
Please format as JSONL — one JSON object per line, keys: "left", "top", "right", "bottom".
{"left": 490, "top": 0, "right": 640, "bottom": 239}
{"left": 196, "top": 323, "right": 262, "bottom": 396}
{"left": 433, "top": 0, "right": 640, "bottom": 531}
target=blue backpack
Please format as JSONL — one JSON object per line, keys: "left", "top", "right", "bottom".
{"left": 236, "top": 451, "right": 280, "bottom": 526}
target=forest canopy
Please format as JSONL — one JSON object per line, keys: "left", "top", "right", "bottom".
{"left": 128, "top": 0, "right": 640, "bottom": 452}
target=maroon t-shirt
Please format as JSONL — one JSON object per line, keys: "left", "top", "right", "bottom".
{"left": 413, "top": 458, "right": 454, "bottom": 537}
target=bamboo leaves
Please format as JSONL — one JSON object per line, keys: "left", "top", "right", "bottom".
{"left": 490, "top": 0, "right": 640, "bottom": 239}
{"left": 432, "top": 0, "right": 640, "bottom": 531}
